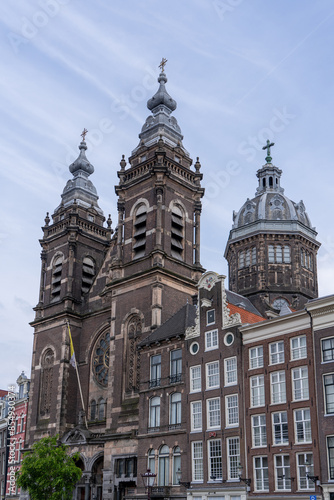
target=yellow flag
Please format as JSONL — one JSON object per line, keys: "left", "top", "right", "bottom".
{"left": 67, "top": 323, "right": 76, "bottom": 369}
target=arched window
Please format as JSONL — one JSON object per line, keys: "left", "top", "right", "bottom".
{"left": 125, "top": 316, "right": 142, "bottom": 394}
{"left": 171, "top": 206, "right": 184, "bottom": 260}
{"left": 98, "top": 397, "right": 105, "bottom": 420}
{"left": 252, "top": 247, "right": 257, "bottom": 265}
{"left": 51, "top": 256, "right": 63, "bottom": 300}
{"left": 301, "top": 249, "right": 306, "bottom": 267}
{"left": 158, "top": 445, "right": 170, "bottom": 486}
{"left": 245, "top": 249, "right": 250, "bottom": 266}
{"left": 149, "top": 397, "right": 160, "bottom": 429}
{"left": 172, "top": 446, "right": 181, "bottom": 485}
{"left": 269, "top": 176, "right": 273, "bottom": 187}
{"left": 276, "top": 245, "right": 283, "bottom": 263}
{"left": 133, "top": 204, "right": 147, "bottom": 258}
{"left": 238, "top": 251, "right": 245, "bottom": 269}
{"left": 169, "top": 392, "right": 181, "bottom": 426}
{"left": 268, "top": 245, "right": 275, "bottom": 263}
{"left": 148, "top": 449, "right": 155, "bottom": 475}
{"left": 283, "top": 246, "right": 291, "bottom": 263}
{"left": 82, "top": 257, "right": 95, "bottom": 294}
{"left": 90, "top": 400, "right": 96, "bottom": 420}
{"left": 39, "top": 348, "right": 54, "bottom": 417}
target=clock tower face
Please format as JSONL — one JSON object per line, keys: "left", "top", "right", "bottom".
{"left": 93, "top": 332, "right": 110, "bottom": 387}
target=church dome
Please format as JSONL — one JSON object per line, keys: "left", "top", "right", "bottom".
{"left": 231, "top": 153, "right": 314, "bottom": 238}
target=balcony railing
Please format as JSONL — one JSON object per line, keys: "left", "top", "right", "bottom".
{"left": 169, "top": 373, "right": 182, "bottom": 384}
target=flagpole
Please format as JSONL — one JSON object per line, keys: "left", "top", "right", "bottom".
{"left": 66, "top": 320, "right": 88, "bottom": 429}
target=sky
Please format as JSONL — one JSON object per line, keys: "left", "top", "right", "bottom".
{"left": 1, "top": 0, "right": 334, "bottom": 389}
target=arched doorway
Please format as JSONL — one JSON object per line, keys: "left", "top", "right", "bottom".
{"left": 91, "top": 456, "right": 104, "bottom": 500}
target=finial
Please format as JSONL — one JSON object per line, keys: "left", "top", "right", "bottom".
{"left": 44, "top": 212, "right": 50, "bottom": 226}
{"left": 159, "top": 57, "right": 168, "bottom": 73}
{"left": 195, "top": 157, "right": 201, "bottom": 172}
{"left": 120, "top": 154, "right": 126, "bottom": 170}
{"left": 81, "top": 128, "right": 88, "bottom": 142}
{"left": 107, "top": 214, "right": 112, "bottom": 228}
{"left": 262, "top": 140, "right": 275, "bottom": 163}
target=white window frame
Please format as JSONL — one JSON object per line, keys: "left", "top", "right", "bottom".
{"left": 272, "top": 411, "right": 288, "bottom": 445}
{"left": 270, "top": 341, "right": 285, "bottom": 364}
{"left": 254, "top": 456, "right": 269, "bottom": 491}
{"left": 208, "top": 439, "right": 222, "bottom": 481}
{"left": 190, "top": 365, "right": 201, "bottom": 393}
{"left": 250, "top": 375, "right": 265, "bottom": 407}
{"left": 226, "top": 437, "right": 240, "bottom": 480}
{"left": 224, "top": 357, "right": 237, "bottom": 386}
{"left": 294, "top": 408, "right": 311, "bottom": 444}
{"left": 252, "top": 414, "right": 267, "bottom": 448}
{"left": 191, "top": 401, "right": 202, "bottom": 432}
{"left": 192, "top": 441, "right": 203, "bottom": 482}
{"left": 292, "top": 366, "right": 309, "bottom": 401}
{"left": 206, "top": 309, "right": 215, "bottom": 326}
{"left": 291, "top": 335, "right": 307, "bottom": 360}
{"left": 296, "top": 453, "right": 315, "bottom": 491}
{"left": 249, "top": 346, "right": 263, "bottom": 369}
{"left": 207, "top": 397, "right": 221, "bottom": 430}
{"left": 270, "top": 371, "right": 286, "bottom": 404}
{"left": 275, "top": 454, "right": 291, "bottom": 491}
{"left": 205, "top": 329, "right": 218, "bottom": 351}
{"left": 225, "top": 394, "right": 239, "bottom": 427}
{"left": 206, "top": 361, "right": 220, "bottom": 390}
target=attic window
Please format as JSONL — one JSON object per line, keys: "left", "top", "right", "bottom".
{"left": 82, "top": 256, "right": 95, "bottom": 294}
{"left": 133, "top": 204, "right": 147, "bottom": 259}
{"left": 175, "top": 156, "right": 181, "bottom": 163}
{"left": 171, "top": 206, "right": 184, "bottom": 260}
{"left": 88, "top": 214, "right": 94, "bottom": 222}
{"left": 51, "top": 256, "right": 63, "bottom": 300}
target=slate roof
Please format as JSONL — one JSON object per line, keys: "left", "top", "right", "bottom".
{"left": 139, "top": 291, "right": 265, "bottom": 347}
{"left": 138, "top": 303, "right": 196, "bottom": 347}
{"left": 226, "top": 289, "right": 262, "bottom": 317}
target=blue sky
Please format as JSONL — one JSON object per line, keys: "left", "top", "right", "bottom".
{"left": 1, "top": 0, "right": 334, "bottom": 388}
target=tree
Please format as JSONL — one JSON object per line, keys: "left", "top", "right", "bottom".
{"left": 16, "top": 435, "right": 82, "bottom": 500}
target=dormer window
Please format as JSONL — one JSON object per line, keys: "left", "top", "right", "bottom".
{"left": 51, "top": 256, "right": 63, "bottom": 300}
{"left": 171, "top": 206, "right": 184, "bottom": 260}
{"left": 133, "top": 204, "right": 147, "bottom": 258}
{"left": 82, "top": 257, "right": 95, "bottom": 294}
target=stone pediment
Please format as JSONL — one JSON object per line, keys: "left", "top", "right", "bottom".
{"left": 62, "top": 427, "right": 91, "bottom": 446}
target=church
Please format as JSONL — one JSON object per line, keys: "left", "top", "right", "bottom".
{"left": 25, "top": 63, "right": 334, "bottom": 500}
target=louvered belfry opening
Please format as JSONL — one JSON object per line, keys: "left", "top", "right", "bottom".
{"left": 171, "top": 206, "right": 184, "bottom": 260}
{"left": 51, "top": 256, "right": 63, "bottom": 300}
{"left": 82, "top": 256, "right": 95, "bottom": 294}
{"left": 133, "top": 204, "right": 147, "bottom": 258}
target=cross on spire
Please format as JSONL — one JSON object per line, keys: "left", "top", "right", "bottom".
{"left": 159, "top": 58, "right": 168, "bottom": 73}
{"left": 262, "top": 139, "right": 275, "bottom": 163}
{"left": 81, "top": 128, "right": 88, "bottom": 142}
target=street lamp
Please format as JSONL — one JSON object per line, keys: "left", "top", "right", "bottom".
{"left": 141, "top": 469, "right": 157, "bottom": 500}
{"left": 176, "top": 468, "right": 191, "bottom": 489}
{"left": 237, "top": 463, "right": 251, "bottom": 491}
{"left": 305, "top": 459, "right": 320, "bottom": 485}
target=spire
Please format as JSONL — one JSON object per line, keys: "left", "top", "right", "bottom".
{"left": 58, "top": 131, "right": 103, "bottom": 214}
{"left": 132, "top": 61, "right": 188, "bottom": 156}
